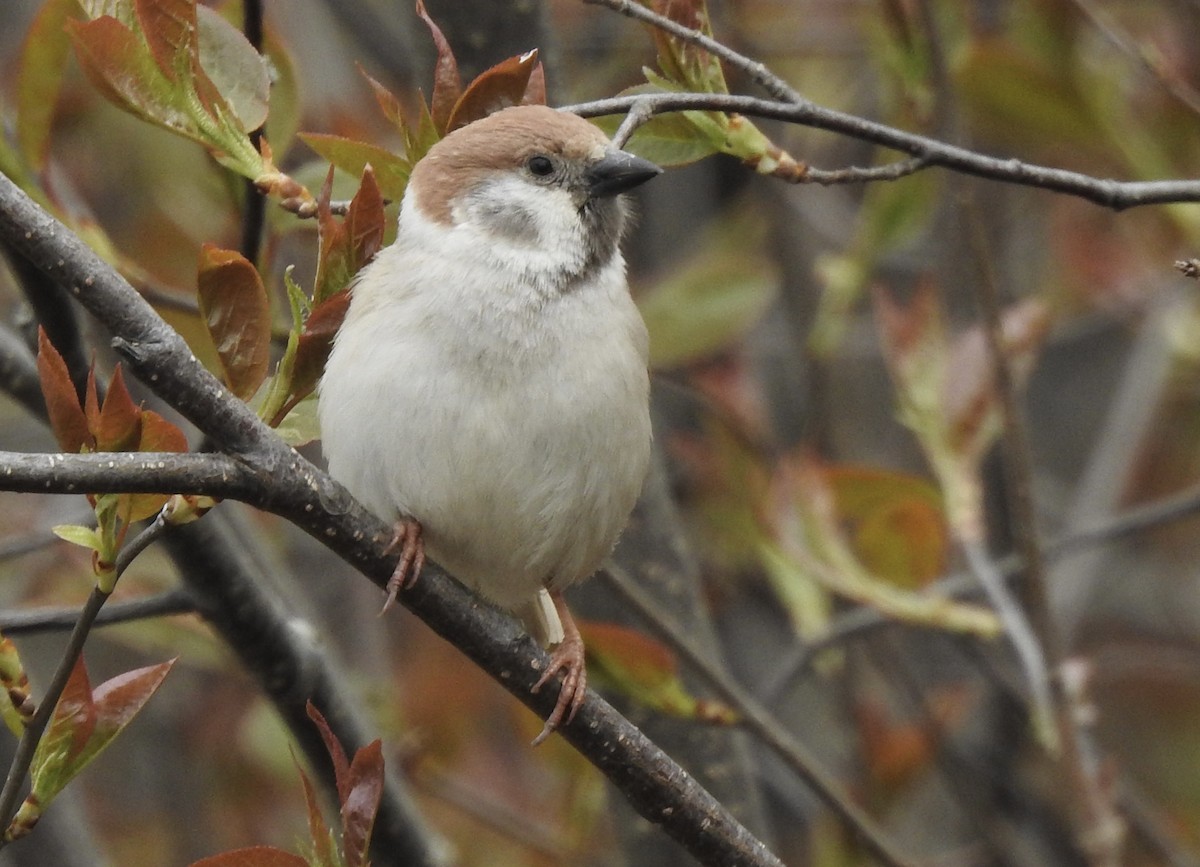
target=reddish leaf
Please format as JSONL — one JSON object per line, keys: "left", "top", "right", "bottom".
{"left": 197, "top": 245, "right": 271, "bottom": 401}
{"left": 138, "top": 410, "right": 189, "bottom": 454}
{"left": 523, "top": 62, "right": 547, "bottom": 106}
{"left": 96, "top": 366, "right": 142, "bottom": 452}
{"left": 83, "top": 367, "right": 101, "bottom": 436}
{"left": 135, "top": 0, "right": 197, "bottom": 82}
{"left": 306, "top": 702, "right": 350, "bottom": 801}
{"left": 291, "top": 290, "right": 351, "bottom": 402}
{"left": 297, "top": 761, "right": 336, "bottom": 866}
{"left": 358, "top": 65, "right": 406, "bottom": 129}
{"left": 341, "top": 740, "right": 384, "bottom": 867}
{"left": 92, "top": 659, "right": 175, "bottom": 738}
{"left": 415, "top": 0, "right": 462, "bottom": 132}
{"left": 190, "top": 847, "right": 309, "bottom": 867}
{"left": 345, "top": 166, "right": 385, "bottom": 276}
{"left": 313, "top": 167, "right": 350, "bottom": 304}
{"left": 446, "top": 49, "right": 540, "bottom": 131}
{"left": 36, "top": 328, "right": 89, "bottom": 454}
{"left": 55, "top": 657, "right": 97, "bottom": 761}
{"left": 125, "top": 410, "right": 190, "bottom": 522}
{"left": 68, "top": 17, "right": 184, "bottom": 129}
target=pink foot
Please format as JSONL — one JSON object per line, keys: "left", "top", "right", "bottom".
{"left": 380, "top": 517, "right": 424, "bottom": 614}
{"left": 530, "top": 591, "right": 587, "bottom": 746}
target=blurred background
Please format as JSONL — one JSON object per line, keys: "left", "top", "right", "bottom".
{"left": 4, "top": 0, "right": 1200, "bottom": 865}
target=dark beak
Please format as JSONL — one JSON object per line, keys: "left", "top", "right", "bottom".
{"left": 586, "top": 151, "right": 662, "bottom": 198}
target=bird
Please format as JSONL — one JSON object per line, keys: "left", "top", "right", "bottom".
{"left": 318, "top": 104, "right": 660, "bottom": 744}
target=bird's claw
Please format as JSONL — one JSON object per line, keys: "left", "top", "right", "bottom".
{"left": 380, "top": 517, "right": 425, "bottom": 615}
{"left": 530, "top": 634, "right": 587, "bottom": 746}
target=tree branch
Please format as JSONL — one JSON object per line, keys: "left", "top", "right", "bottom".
{"left": 561, "top": 91, "right": 1200, "bottom": 209}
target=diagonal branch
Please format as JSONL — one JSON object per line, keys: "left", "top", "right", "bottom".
{"left": 561, "top": 91, "right": 1200, "bottom": 209}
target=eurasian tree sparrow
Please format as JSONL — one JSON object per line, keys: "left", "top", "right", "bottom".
{"left": 318, "top": 105, "right": 660, "bottom": 743}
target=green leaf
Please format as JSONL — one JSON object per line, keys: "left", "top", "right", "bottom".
{"left": 52, "top": 524, "right": 102, "bottom": 552}
{"left": 299, "top": 133, "right": 411, "bottom": 202}
{"left": 583, "top": 622, "right": 738, "bottom": 723}
{"left": 272, "top": 394, "right": 320, "bottom": 447}
{"left": 196, "top": 5, "right": 269, "bottom": 132}
{"left": 15, "top": 0, "right": 77, "bottom": 169}
{"left": 67, "top": 11, "right": 263, "bottom": 178}
{"left": 637, "top": 207, "right": 777, "bottom": 368}
{"left": 262, "top": 34, "right": 301, "bottom": 156}
{"left": 197, "top": 244, "right": 271, "bottom": 401}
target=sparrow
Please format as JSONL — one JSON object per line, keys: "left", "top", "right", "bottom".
{"left": 318, "top": 104, "right": 660, "bottom": 744}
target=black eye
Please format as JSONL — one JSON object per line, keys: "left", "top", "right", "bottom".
{"left": 527, "top": 155, "right": 554, "bottom": 177}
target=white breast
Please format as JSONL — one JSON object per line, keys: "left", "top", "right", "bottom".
{"left": 318, "top": 193, "right": 651, "bottom": 610}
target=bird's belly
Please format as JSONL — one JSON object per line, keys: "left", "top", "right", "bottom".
{"left": 321, "top": 328, "right": 650, "bottom": 609}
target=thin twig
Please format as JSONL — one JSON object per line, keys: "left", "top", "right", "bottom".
{"left": 0, "top": 510, "right": 168, "bottom": 842}
{"left": 239, "top": 0, "right": 267, "bottom": 265}
{"left": 600, "top": 564, "right": 917, "bottom": 867}
{"left": 1070, "top": 0, "right": 1200, "bottom": 118}
{"left": 561, "top": 92, "right": 1200, "bottom": 209}
{"left": 582, "top": 0, "right": 803, "bottom": 103}
{"left": 965, "top": 201, "right": 1123, "bottom": 862}
{"left": 804, "top": 156, "right": 931, "bottom": 185}
{"left": 0, "top": 589, "right": 196, "bottom": 635}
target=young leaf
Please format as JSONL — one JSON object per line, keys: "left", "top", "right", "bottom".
{"left": 0, "top": 636, "right": 33, "bottom": 736}
{"left": 582, "top": 622, "right": 738, "bottom": 723}
{"left": 298, "top": 133, "right": 411, "bottom": 202}
{"left": 288, "top": 289, "right": 352, "bottom": 412}
{"left": 136, "top": 0, "right": 197, "bottom": 83}
{"left": 415, "top": 0, "right": 462, "bottom": 131}
{"left": 197, "top": 245, "right": 271, "bottom": 401}
{"left": 124, "top": 409, "right": 190, "bottom": 522}
{"left": 523, "top": 62, "right": 547, "bottom": 106}
{"left": 95, "top": 366, "right": 142, "bottom": 453}
{"left": 15, "top": 0, "right": 76, "bottom": 169}
{"left": 51, "top": 524, "right": 103, "bottom": 552}
{"left": 446, "top": 49, "right": 540, "bottom": 132}
{"left": 271, "top": 394, "right": 321, "bottom": 447}
{"left": 27, "top": 658, "right": 97, "bottom": 812}
{"left": 341, "top": 740, "right": 384, "bottom": 867}
{"left": 345, "top": 166, "right": 385, "bottom": 277}
{"left": 359, "top": 65, "right": 406, "bottom": 130}
{"left": 195, "top": 5, "right": 270, "bottom": 133}
{"left": 36, "top": 328, "right": 90, "bottom": 454}
{"left": 190, "top": 847, "right": 309, "bottom": 867}
{"left": 91, "top": 658, "right": 176, "bottom": 737}
{"left": 297, "top": 759, "right": 338, "bottom": 867}
{"left": 306, "top": 702, "right": 350, "bottom": 800}
{"left": 68, "top": 16, "right": 197, "bottom": 145}
{"left": 826, "top": 465, "right": 947, "bottom": 590}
